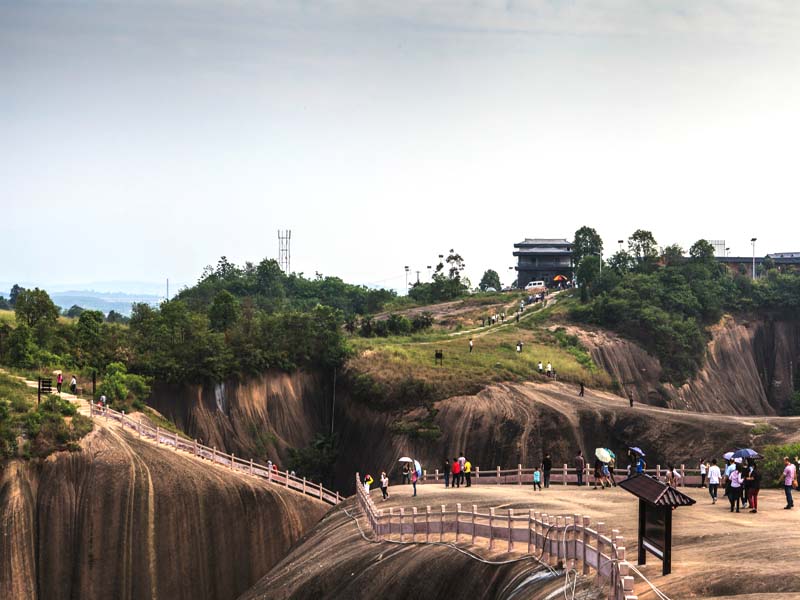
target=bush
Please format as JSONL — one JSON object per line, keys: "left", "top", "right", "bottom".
{"left": 762, "top": 444, "right": 800, "bottom": 487}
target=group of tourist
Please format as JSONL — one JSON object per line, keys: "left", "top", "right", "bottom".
{"left": 444, "top": 453, "right": 472, "bottom": 488}
{"left": 537, "top": 361, "right": 556, "bottom": 379}
{"left": 55, "top": 372, "right": 78, "bottom": 395}
{"left": 699, "top": 455, "right": 796, "bottom": 513}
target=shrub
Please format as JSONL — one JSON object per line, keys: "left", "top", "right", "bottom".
{"left": 762, "top": 444, "right": 800, "bottom": 487}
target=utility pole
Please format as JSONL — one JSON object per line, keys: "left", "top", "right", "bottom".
{"left": 751, "top": 237, "right": 757, "bottom": 280}
{"left": 278, "top": 230, "right": 292, "bottom": 273}
{"left": 166, "top": 278, "right": 169, "bottom": 301}
{"left": 415, "top": 270, "right": 420, "bottom": 284}
{"left": 404, "top": 266, "right": 410, "bottom": 294}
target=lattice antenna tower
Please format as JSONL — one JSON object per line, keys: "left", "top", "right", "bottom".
{"left": 278, "top": 230, "right": 292, "bottom": 273}
{"left": 708, "top": 239, "right": 726, "bottom": 257}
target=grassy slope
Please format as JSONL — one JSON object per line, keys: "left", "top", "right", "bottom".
{"left": 0, "top": 309, "right": 75, "bottom": 326}
{"left": 347, "top": 293, "right": 611, "bottom": 407}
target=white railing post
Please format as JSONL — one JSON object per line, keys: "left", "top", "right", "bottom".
{"left": 435, "top": 468, "right": 439, "bottom": 481}
{"left": 680, "top": 464, "right": 685, "bottom": 487}
{"left": 489, "top": 508, "right": 495, "bottom": 550}
{"left": 496, "top": 466, "right": 501, "bottom": 484}
{"left": 508, "top": 509, "right": 514, "bottom": 552}
{"left": 528, "top": 509, "right": 534, "bottom": 553}
{"left": 230, "top": 452, "right": 235, "bottom": 470}
{"left": 455, "top": 503, "right": 461, "bottom": 542}
{"left": 426, "top": 506, "right": 432, "bottom": 542}
{"left": 582, "top": 516, "right": 591, "bottom": 575}
{"left": 213, "top": 446, "right": 217, "bottom": 463}
{"left": 399, "top": 508, "right": 405, "bottom": 542}
{"left": 194, "top": 440, "right": 198, "bottom": 456}
{"left": 564, "top": 463, "right": 568, "bottom": 485}
{"left": 303, "top": 478, "right": 307, "bottom": 494}
{"left": 656, "top": 465, "right": 661, "bottom": 479}
{"left": 174, "top": 430, "right": 178, "bottom": 450}
{"left": 475, "top": 466, "right": 480, "bottom": 479}
{"left": 518, "top": 464, "right": 522, "bottom": 485}
{"left": 471, "top": 505, "right": 477, "bottom": 545}
{"left": 121, "top": 410, "right": 125, "bottom": 427}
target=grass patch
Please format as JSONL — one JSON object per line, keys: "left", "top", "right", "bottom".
{"left": 750, "top": 422, "right": 775, "bottom": 436}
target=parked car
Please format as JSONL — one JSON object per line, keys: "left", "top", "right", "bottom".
{"left": 524, "top": 281, "right": 546, "bottom": 291}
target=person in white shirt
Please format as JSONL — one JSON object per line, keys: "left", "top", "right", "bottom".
{"left": 707, "top": 458, "right": 721, "bottom": 504}
{"left": 728, "top": 463, "right": 743, "bottom": 512}
{"left": 699, "top": 459, "right": 708, "bottom": 488}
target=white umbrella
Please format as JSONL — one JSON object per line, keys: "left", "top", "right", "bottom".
{"left": 398, "top": 456, "right": 414, "bottom": 463}
{"left": 595, "top": 448, "right": 612, "bottom": 463}
{"left": 413, "top": 460, "right": 422, "bottom": 476}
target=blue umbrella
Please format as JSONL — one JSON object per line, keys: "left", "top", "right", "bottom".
{"left": 732, "top": 448, "right": 762, "bottom": 460}
{"left": 723, "top": 452, "right": 734, "bottom": 461}
{"left": 629, "top": 447, "right": 645, "bottom": 457}
{"left": 605, "top": 448, "right": 616, "bottom": 459}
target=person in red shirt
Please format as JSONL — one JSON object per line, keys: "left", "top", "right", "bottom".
{"left": 451, "top": 458, "right": 461, "bottom": 488}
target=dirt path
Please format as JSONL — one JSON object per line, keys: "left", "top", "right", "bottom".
{"left": 371, "top": 482, "right": 800, "bottom": 599}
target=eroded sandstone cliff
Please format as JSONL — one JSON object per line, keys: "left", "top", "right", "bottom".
{"left": 0, "top": 425, "right": 328, "bottom": 600}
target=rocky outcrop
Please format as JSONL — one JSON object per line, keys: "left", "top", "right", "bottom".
{"left": 0, "top": 425, "right": 328, "bottom": 600}
{"left": 238, "top": 499, "right": 595, "bottom": 600}
{"left": 564, "top": 315, "right": 800, "bottom": 415}
{"left": 148, "top": 370, "right": 331, "bottom": 467}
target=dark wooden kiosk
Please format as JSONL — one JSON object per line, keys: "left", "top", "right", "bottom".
{"left": 618, "top": 474, "right": 695, "bottom": 575}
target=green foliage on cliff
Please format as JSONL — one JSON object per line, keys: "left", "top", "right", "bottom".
{"left": 0, "top": 373, "right": 93, "bottom": 459}
{"left": 571, "top": 231, "right": 800, "bottom": 384}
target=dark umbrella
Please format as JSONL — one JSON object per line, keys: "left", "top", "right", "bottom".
{"left": 628, "top": 447, "right": 645, "bottom": 457}
{"left": 732, "top": 448, "right": 763, "bottom": 460}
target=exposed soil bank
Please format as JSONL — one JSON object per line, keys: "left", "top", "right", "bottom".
{"left": 566, "top": 315, "right": 800, "bottom": 414}
{"left": 0, "top": 426, "right": 327, "bottom": 600}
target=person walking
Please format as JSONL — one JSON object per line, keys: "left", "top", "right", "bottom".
{"left": 707, "top": 458, "right": 721, "bottom": 504}
{"left": 537, "top": 361, "right": 543, "bottom": 374}
{"left": 546, "top": 362, "right": 553, "bottom": 377}
{"left": 69, "top": 375, "right": 77, "bottom": 395}
{"left": 464, "top": 458, "right": 472, "bottom": 487}
{"left": 56, "top": 372, "right": 63, "bottom": 394}
{"left": 728, "top": 463, "right": 743, "bottom": 513}
{"left": 469, "top": 338, "right": 474, "bottom": 353}
{"left": 635, "top": 454, "right": 646, "bottom": 475}
{"left": 542, "top": 453, "right": 552, "bottom": 488}
{"left": 443, "top": 457, "right": 451, "bottom": 488}
{"left": 699, "top": 459, "right": 707, "bottom": 488}
{"left": 451, "top": 458, "right": 461, "bottom": 488}
{"left": 575, "top": 450, "right": 586, "bottom": 486}
{"left": 364, "top": 473, "right": 374, "bottom": 493}
{"left": 579, "top": 381, "right": 585, "bottom": 397}
{"left": 411, "top": 469, "right": 418, "bottom": 497}
{"left": 458, "top": 453, "right": 466, "bottom": 486}
{"left": 593, "top": 459, "right": 604, "bottom": 489}
{"left": 745, "top": 461, "right": 761, "bottom": 513}
{"left": 782, "top": 456, "right": 796, "bottom": 509}
{"left": 380, "top": 471, "right": 389, "bottom": 501}
{"left": 533, "top": 468, "right": 542, "bottom": 491}
{"left": 608, "top": 456, "right": 617, "bottom": 486}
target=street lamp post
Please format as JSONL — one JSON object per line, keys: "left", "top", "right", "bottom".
{"left": 751, "top": 238, "right": 757, "bottom": 280}
{"left": 405, "top": 265, "right": 410, "bottom": 294}
{"left": 618, "top": 240, "right": 624, "bottom": 252}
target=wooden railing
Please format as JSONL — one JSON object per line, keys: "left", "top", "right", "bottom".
{"left": 355, "top": 473, "right": 637, "bottom": 600}
{"left": 420, "top": 463, "right": 702, "bottom": 487}
{"left": 89, "top": 402, "right": 342, "bottom": 506}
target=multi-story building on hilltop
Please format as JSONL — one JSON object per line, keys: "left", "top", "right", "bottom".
{"left": 513, "top": 238, "right": 573, "bottom": 288}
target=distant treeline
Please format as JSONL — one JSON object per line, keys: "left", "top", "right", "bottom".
{"left": 570, "top": 229, "right": 800, "bottom": 384}
{"left": 0, "top": 257, "right": 401, "bottom": 391}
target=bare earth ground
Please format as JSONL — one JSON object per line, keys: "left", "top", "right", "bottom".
{"left": 370, "top": 483, "right": 800, "bottom": 599}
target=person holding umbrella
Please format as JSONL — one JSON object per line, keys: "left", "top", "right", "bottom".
{"left": 629, "top": 447, "right": 646, "bottom": 475}
{"left": 745, "top": 459, "right": 761, "bottom": 513}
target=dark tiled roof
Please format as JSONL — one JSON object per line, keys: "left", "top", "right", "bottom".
{"left": 618, "top": 474, "right": 696, "bottom": 507}
{"left": 513, "top": 247, "right": 572, "bottom": 255}
{"left": 515, "top": 238, "right": 571, "bottom": 246}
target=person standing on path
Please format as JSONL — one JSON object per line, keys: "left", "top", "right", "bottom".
{"left": 451, "top": 458, "right": 461, "bottom": 488}
{"left": 464, "top": 458, "right": 472, "bottom": 487}
{"left": 745, "top": 460, "right": 761, "bottom": 513}
{"left": 402, "top": 464, "right": 410, "bottom": 485}
{"left": 469, "top": 338, "right": 474, "bottom": 353}
{"left": 542, "top": 453, "right": 552, "bottom": 488}
{"left": 380, "top": 472, "right": 389, "bottom": 501}
{"left": 782, "top": 456, "right": 796, "bottom": 509}
{"left": 707, "top": 458, "right": 721, "bottom": 504}
{"left": 699, "top": 459, "right": 707, "bottom": 488}
{"left": 546, "top": 362, "right": 552, "bottom": 377}
{"left": 56, "top": 372, "right": 63, "bottom": 394}
{"left": 411, "top": 469, "right": 417, "bottom": 497}
{"left": 364, "top": 473, "right": 374, "bottom": 493}
{"left": 537, "top": 361, "right": 543, "bottom": 374}
{"left": 728, "top": 464, "right": 743, "bottom": 512}
{"left": 575, "top": 451, "right": 586, "bottom": 486}
{"left": 458, "top": 453, "right": 466, "bottom": 486}
{"left": 579, "top": 381, "right": 585, "bottom": 397}
{"left": 443, "top": 457, "right": 451, "bottom": 488}
{"left": 533, "top": 468, "right": 542, "bottom": 491}
{"left": 69, "top": 375, "right": 77, "bottom": 395}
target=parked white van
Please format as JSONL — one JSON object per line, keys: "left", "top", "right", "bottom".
{"left": 524, "top": 281, "right": 546, "bottom": 290}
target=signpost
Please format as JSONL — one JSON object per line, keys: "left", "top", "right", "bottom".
{"left": 619, "top": 473, "right": 695, "bottom": 576}
{"left": 38, "top": 377, "right": 52, "bottom": 406}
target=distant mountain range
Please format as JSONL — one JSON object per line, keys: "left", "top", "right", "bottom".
{"left": 49, "top": 291, "right": 162, "bottom": 316}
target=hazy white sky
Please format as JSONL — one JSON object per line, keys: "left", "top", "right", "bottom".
{"left": 2, "top": 1, "right": 799, "bottom": 293}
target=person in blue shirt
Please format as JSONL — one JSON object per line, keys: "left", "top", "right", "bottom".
{"left": 636, "top": 456, "right": 646, "bottom": 474}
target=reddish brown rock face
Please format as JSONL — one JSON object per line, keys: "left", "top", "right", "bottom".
{"left": 0, "top": 427, "right": 328, "bottom": 600}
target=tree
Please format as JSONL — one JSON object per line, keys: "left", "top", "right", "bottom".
{"left": 628, "top": 230, "right": 659, "bottom": 262}
{"left": 606, "top": 250, "right": 635, "bottom": 275}
{"left": 9, "top": 284, "right": 24, "bottom": 307}
{"left": 6, "top": 324, "right": 36, "bottom": 368}
{"left": 689, "top": 239, "right": 716, "bottom": 262}
{"left": 0, "top": 296, "right": 9, "bottom": 310}
{"left": 662, "top": 244, "right": 685, "bottom": 266}
{"left": 576, "top": 255, "right": 601, "bottom": 302}
{"left": 208, "top": 290, "right": 240, "bottom": 332}
{"left": 14, "top": 288, "right": 59, "bottom": 329}
{"left": 478, "top": 269, "right": 501, "bottom": 291}
{"left": 65, "top": 305, "right": 85, "bottom": 318}
{"left": 106, "top": 310, "right": 129, "bottom": 324}
{"left": 76, "top": 310, "right": 105, "bottom": 368}
{"left": 573, "top": 226, "right": 604, "bottom": 269}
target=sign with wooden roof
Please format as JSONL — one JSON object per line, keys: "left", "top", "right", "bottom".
{"left": 618, "top": 474, "right": 697, "bottom": 507}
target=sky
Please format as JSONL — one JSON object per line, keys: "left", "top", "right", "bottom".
{"left": 2, "top": 1, "right": 799, "bottom": 294}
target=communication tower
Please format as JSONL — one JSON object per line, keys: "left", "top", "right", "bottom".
{"left": 278, "top": 230, "right": 292, "bottom": 273}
